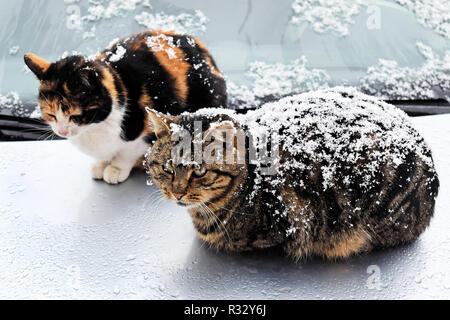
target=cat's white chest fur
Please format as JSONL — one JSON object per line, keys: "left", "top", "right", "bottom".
{"left": 68, "top": 107, "right": 149, "bottom": 184}
{"left": 69, "top": 108, "right": 124, "bottom": 160}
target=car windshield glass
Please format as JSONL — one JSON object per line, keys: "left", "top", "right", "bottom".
{"left": 1, "top": 0, "right": 449, "bottom": 118}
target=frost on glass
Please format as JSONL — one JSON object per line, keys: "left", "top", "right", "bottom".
{"left": 82, "top": 0, "right": 151, "bottom": 22}
{"left": 394, "top": 0, "right": 450, "bottom": 39}
{"left": 360, "top": 42, "right": 450, "bottom": 102}
{"left": 135, "top": 10, "right": 209, "bottom": 34}
{"left": 227, "top": 57, "right": 331, "bottom": 109}
{"left": 0, "top": 92, "right": 27, "bottom": 117}
{"left": 65, "top": 0, "right": 152, "bottom": 39}
{"left": 9, "top": 46, "right": 20, "bottom": 56}
{"left": 64, "top": 0, "right": 208, "bottom": 39}
{"left": 289, "top": 0, "right": 449, "bottom": 39}
{"left": 0, "top": 92, "right": 39, "bottom": 118}
{"left": 290, "top": 0, "right": 362, "bottom": 37}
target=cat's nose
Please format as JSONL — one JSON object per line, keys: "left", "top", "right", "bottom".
{"left": 173, "top": 192, "right": 185, "bottom": 200}
{"left": 58, "top": 130, "right": 68, "bottom": 137}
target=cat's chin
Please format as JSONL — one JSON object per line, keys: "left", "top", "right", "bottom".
{"left": 55, "top": 133, "right": 77, "bottom": 139}
{"left": 51, "top": 128, "right": 81, "bottom": 139}
{"left": 176, "top": 201, "right": 201, "bottom": 209}
{"left": 58, "top": 129, "right": 84, "bottom": 139}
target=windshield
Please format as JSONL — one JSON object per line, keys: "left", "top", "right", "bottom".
{"left": 1, "top": 0, "right": 449, "bottom": 117}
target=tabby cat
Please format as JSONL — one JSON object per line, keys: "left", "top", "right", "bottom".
{"left": 145, "top": 87, "right": 439, "bottom": 260}
{"left": 24, "top": 30, "right": 227, "bottom": 184}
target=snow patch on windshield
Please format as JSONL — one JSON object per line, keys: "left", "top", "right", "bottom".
{"left": 83, "top": 0, "right": 151, "bottom": 22}
{"left": 394, "top": 0, "right": 450, "bottom": 39}
{"left": 65, "top": 0, "right": 207, "bottom": 39}
{"left": 0, "top": 92, "right": 21, "bottom": 108}
{"left": 360, "top": 42, "right": 450, "bottom": 102}
{"left": 290, "top": 0, "right": 362, "bottom": 37}
{"left": 227, "top": 57, "right": 331, "bottom": 109}
{"left": 289, "top": 0, "right": 449, "bottom": 39}
{"left": 65, "top": 0, "right": 150, "bottom": 38}
{"left": 8, "top": 46, "right": 20, "bottom": 55}
{"left": 0, "top": 92, "right": 39, "bottom": 118}
{"left": 0, "top": 92, "right": 28, "bottom": 117}
{"left": 135, "top": 10, "right": 209, "bottom": 34}
{"left": 29, "top": 105, "right": 42, "bottom": 119}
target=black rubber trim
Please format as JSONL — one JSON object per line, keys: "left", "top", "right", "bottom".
{"left": 1, "top": 99, "right": 449, "bottom": 141}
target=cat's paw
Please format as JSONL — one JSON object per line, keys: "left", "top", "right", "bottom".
{"left": 91, "top": 161, "right": 109, "bottom": 180}
{"left": 103, "top": 165, "right": 131, "bottom": 185}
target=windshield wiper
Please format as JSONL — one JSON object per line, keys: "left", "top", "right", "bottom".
{"left": 387, "top": 99, "right": 450, "bottom": 116}
{"left": 0, "top": 114, "right": 62, "bottom": 141}
{"left": 1, "top": 99, "right": 449, "bottom": 141}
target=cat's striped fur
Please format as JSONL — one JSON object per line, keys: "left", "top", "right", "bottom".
{"left": 145, "top": 87, "right": 439, "bottom": 260}
{"left": 24, "top": 30, "right": 226, "bottom": 184}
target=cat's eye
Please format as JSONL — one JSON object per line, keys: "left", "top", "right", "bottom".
{"left": 193, "top": 167, "right": 207, "bottom": 177}
{"left": 69, "top": 115, "right": 81, "bottom": 122}
{"left": 47, "top": 113, "right": 56, "bottom": 120}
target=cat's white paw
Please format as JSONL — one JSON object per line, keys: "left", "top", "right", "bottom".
{"left": 91, "top": 161, "right": 109, "bottom": 180}
{"left": 103, "top": 165, "right": 131, "bottom": 185}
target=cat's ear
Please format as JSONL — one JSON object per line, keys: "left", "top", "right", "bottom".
{"left": 146, "top": 108, "right": 174, "bottom": 138}
{"left": 24, "top": 54, "right": 52, "bottom": 80}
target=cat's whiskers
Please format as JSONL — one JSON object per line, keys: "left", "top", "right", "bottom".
{"left": 46, "top": 132, "right": 57, "bottom": 141}
{"left": 38, "top": 130, "right": 57, "bottom": 141}
{"left": 144, "top": 190, "right": 166, "bottom": 212}
{"left": 205, "top": 200, "right": 241, "bottom": 216}
{"left": 36, "top": 130, "right": 52, "bottom": 141}
{"left": 21, "top": 122, "right": 53, "bottom": 134}
{"left": 21, "top": 125, "right": 51, "bottom": 134}
{"left": 195, "top": 205, "right": 211, "bottom": 250}
{"left": 199, "top": 202, "right": 231, "bottom": 244}
{"left": 149, "top": 197, "right": 164, "bottom": 215}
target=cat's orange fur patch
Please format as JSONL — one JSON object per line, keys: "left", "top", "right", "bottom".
{"left": 149, "top": 31, "right": 190, "bottom": 106}
{"left": 319, "top": 231, "right": 369, "bottom": 260}
{"left": 129, "top": 39, "right": 147, "bottom": 51}
{"left": 139, "top": 92, "right": 153, "bottom": 109}
{"left": 25, "top": 54, "right": 51, "bottom": 74}
{"left": 62, "top": 83, "right": 71, "bottom": 96}
{"left": 39, "top": 97, "right": 59, "bottom": 120}
{"left": 100, "top": 67, "right": 118, "bottom": 104}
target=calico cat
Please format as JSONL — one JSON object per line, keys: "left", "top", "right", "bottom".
{"left": 144, "top": 87, "right": 439, "bottom": 260}
{"left": 24, "top": 30, "right": 227, "bottom": 184}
